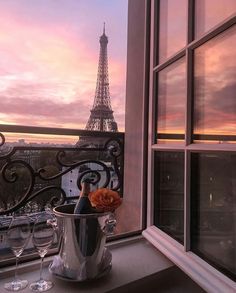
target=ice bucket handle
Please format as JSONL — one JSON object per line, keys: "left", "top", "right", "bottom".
{"left": 103, "top": 213, "right": 117, "bottom": 235}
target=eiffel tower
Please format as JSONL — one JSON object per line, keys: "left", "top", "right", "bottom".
{"left": 77, "top": 24, "right": 118, "bottom": 147}
{"left": 86, "top": 24, "right": 118, "bottom": 132}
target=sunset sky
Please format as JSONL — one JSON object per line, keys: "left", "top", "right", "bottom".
{"left": 0, "top": 0, "right": 235, "bottom": 145}
{"left": 0, "top": 0, "right": 127, "bottom": 141}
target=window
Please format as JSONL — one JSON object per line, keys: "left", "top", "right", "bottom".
{"left": 191, "top": 152, "right": 236, "bottom": 280}
{"left": 157, "top": 57, "right": 186, "bottom": 143}
{"left": 158, "top": 0, "right": 188, "bottom": 63}
{"left": 194, "top": 25, "right": 236, "bottom": 141}
{"left": 154, "top": 151, "right": 184, "bottom": 244}
{"left": 145, "top": 0, "right": 236, "bottom": 288}
{"left": 195, "top": 0, "right": 236, "bottom": 38}
{"left": 0, "top": 0, "right": 141, "bottom": 267}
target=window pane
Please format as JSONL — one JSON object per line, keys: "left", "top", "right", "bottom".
{"left": 157, "top": 57, "right": 186, "bottom": 143}
{"left": 195, "top": 0, "right": 236, "bottom": 38}
{"left": 194, "top": 25, "right": 236, "bottom": 142}
{"left": 191, "top": 153, "right": 236, "bottom": 280}
{"left": 154, "top": 152, "right": 184, "bottom": 244}
{"left": 159, "top": 0, "right": 187, "bottom": 63}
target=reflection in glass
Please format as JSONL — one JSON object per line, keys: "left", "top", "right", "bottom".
{"left": 154, "top": 152, "right": 184, "bottom": 244}
{"left": 194, "top": 25, "right": 236, "bottom": 141}
{"left": 157, "top": 57, "right": 186, "bottom": 143}
{"left": 159, "top": 0, "right": 187, "bottom": 63}
{"left": 195, "top": 0, "right": 236, "bottom": 38}
{"left": 191, "top": 153, "right": 236, "bottom": 280}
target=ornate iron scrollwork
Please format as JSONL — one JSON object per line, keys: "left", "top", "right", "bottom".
{"left": 0, "top": 133, "right": 124, "bottom": 216}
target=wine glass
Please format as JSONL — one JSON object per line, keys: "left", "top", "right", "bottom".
{"left": 30, "top": 212, "right": 54, "bottom": 292}
{"left": 4, "top": 216, "right": 31, "bottom": 291}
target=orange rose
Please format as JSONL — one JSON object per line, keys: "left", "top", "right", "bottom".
{"left": 89, "top": 188, "right": 122, "bottom": 212}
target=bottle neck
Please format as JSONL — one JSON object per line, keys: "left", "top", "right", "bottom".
{"left": 80, "top": 182, "right": 90, "bottom": 197}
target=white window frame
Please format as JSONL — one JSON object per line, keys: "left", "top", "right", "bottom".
{"left": 143, "top": 1, "right": 236, "bottom": 292}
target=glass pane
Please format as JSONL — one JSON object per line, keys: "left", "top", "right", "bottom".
{"left": 195, "top": 0, "right": 236, "bottom": 38}
{"left": 159, "top": 0, "right": 187, "bottom": 63}
{"left": 154, "top": 152, "right": 184, "bottom": 244}
{"left": 191, "top": 153, "right": 236, "bottom": 280}
{"left": 0, "top": 0, "right": 127, "bottom": 131}
{"left": 157, "top": 57, "right": 186, "bottom": 143}
{"left": 194, "top": 25, "right": 236, "bottom": 142}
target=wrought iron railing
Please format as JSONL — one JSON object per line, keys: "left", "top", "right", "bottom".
{"left": 0, "top": 125, "right": 124, "bottom": 216}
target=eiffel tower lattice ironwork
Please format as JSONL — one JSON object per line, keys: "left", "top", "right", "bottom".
{"left": 85, "top": 24, "right": 118, "bottom": 132}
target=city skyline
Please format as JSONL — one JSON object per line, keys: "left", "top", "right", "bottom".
{"left": 0, "top": 0, "right": 127, "bottom": 144}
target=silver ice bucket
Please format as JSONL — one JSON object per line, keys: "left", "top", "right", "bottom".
{"left": 49, "top": 204, "right": 116, "bottom": 281}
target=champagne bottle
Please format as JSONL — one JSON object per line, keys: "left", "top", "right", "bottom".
{"left": 74, "top": 178, "right": 93, "bottom": 214}
{"left": 74, "top": 176, "right": 98, "bottom": 256}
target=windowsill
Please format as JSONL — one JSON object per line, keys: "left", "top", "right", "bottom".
{"left": 0, "top": 236, "right": 204, "bottom": 292}
{"left": 143, "top": 226, "right": 236, "bottom": 293}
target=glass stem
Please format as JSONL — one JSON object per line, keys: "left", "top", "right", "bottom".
{"left": 39, "top": 256, "right": 44, "bottom": 281}
{"left": 15, "top": 256, "right": 19, "bottom": 282}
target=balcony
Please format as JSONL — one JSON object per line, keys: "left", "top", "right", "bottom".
{"left": 0, "top": 126, "right": 124, "bottom": 216}
{"left": 0, "top": 126, "right": 125, "bottom": 257}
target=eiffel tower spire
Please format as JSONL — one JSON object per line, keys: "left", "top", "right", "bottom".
{"left": 85, "top": 24, "right": 118, "bottom": 132}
